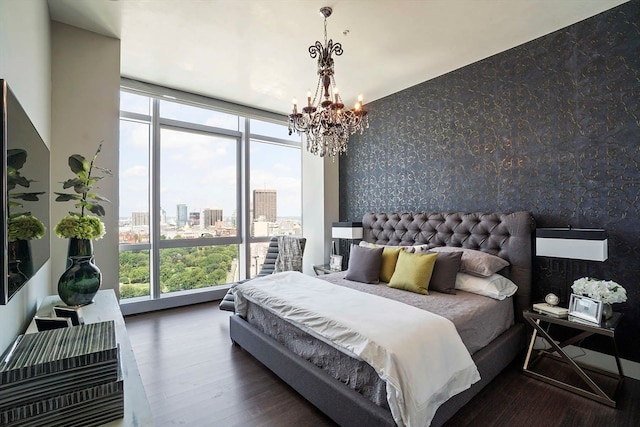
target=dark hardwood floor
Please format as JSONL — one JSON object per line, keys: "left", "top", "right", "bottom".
{"left": 125, "top": 302, "right": 640, "bottom": 427}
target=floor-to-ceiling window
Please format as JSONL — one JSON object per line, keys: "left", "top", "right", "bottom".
{"left": 118, "top": 83, "right": 301, "bottom": 312}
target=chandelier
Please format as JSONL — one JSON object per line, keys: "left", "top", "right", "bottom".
{"left": 288, "top": 6, "right": 368, "bottom": 158}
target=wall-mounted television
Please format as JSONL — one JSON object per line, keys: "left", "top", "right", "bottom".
{"left": 1, "top": 79, "right": 50, "bottom": 304}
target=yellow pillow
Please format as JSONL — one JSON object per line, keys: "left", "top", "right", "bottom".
{"left": 388, "top": 251, "right": 438, "bottom": 295}
{"left": 380, "top": 247, "right": 402, "bottom": 282}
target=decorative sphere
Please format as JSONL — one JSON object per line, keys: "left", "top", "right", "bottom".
{"left": 545, "top": 293, "right": 559, "bottom": 306}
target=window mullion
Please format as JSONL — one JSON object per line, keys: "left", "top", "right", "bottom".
{"left": 149, "top": 98, "right": 162, "bottom": 300}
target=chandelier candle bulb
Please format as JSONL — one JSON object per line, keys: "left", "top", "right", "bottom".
{"left": 307, "top": 91, "right": 311, "bottom": 107}
{"left": 292, "top": 98, "right": 297, "bottom": 114}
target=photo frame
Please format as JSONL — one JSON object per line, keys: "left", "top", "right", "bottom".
{"left": 329, "top": 254, "right": 343, "bottom": 271}
{"left": 34, "top": 316, "right": 72, "bottom": 332}
{"left": 53, "top": 305, "right": 83, "bottom": 326}
{"left": 568, "top": 294, "right": 603, "bottom": 324}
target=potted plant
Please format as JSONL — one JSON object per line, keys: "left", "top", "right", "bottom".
{"left": 54, "top": 142, "right": 111, "bottom": 306}
{"left": 7, "top": 148, "right": 46, "bottom": 278}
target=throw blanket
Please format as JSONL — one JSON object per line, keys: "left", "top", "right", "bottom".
{"left": 235, "top": 271, "right": 480, "bottom": 427}
{"left": 274, "top": 236, "right": 303, "bottom": 273}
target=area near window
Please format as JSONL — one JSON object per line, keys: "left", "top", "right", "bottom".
{"left": 118, "top": 84, "right": 301, "bottom": 313}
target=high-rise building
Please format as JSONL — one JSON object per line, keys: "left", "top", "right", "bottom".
{"left": 131, "top": 211, "right": 149, "bottom": 226}
{"left": 202, "top": 208, "right": 223, "bottom": 228}
{"left": 176, "top": 204, "right": 188, "bottom": 227}
{"left": 189, "top": 211, "right": 200, "bottom": 226}
{"left": 253, "top": 189, "right": 277, "bottom": 222}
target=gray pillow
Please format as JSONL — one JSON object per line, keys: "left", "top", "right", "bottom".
{"left": 428, "top": 251, "right": 463, "bottom": 294}
{"left": 429, "top": 247, "right": 509, "bottom": 277}
{"left": 345, "top": 244, "right": 383, "bottom": 284}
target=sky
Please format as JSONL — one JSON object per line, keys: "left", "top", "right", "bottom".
{"left": 119, "top": 92, "right": 302, "bottom": 220}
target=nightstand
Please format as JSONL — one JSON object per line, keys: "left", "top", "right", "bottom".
{"left": 313, "top": 263, "right": 342, "bottom": 275}
{"left": 522, "top": 309, "right": 624, "bottom": 407}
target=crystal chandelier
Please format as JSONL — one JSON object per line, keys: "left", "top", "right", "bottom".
{"left": 288, "top": 6, "right": 368, "bottom": 158}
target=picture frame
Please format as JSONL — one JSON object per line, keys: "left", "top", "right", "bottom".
{"left": 329, "top": 254, "right": 343, "bottom": 271}
{"left": 53, "top": 305, "right": 83, "bottom": 326}
{"left": 568, "top": 293, "right": 603, "bottom": 324}
{"left": 34, "top": 316, "right": 72, "bottom": 332}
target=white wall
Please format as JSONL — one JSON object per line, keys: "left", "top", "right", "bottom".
{"left": 0, "top": 0, "right": 52, "bottom": 353}
{"left": 301, "top": 148, "right": 339, "bottom": 274}
{"left": 50, "top": 22, "right": 121, "bottom": 296}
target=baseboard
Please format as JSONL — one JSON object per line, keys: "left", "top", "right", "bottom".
{"left": 534, "top": 337, "right": 640, "bottom": 380}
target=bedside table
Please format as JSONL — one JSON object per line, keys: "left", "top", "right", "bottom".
{"left": 313, "top": 263, "right": 342, "bottom": 275}
{"left": 522, "top": 309, "right": 624, "bottom": 407}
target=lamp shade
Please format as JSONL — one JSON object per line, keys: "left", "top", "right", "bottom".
{"left": 535, "top": 228, "right": 608, "bottom": 261}
{"left": 331, "top": 222, "right": 363, "bottom": 239}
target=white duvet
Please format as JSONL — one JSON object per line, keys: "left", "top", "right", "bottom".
{"left": 235, "top": 271, "right": 481, "bottom": 427}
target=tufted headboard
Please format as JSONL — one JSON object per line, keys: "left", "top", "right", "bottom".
{"left": 362, "top": 211, "right": 536, "bottom": 322}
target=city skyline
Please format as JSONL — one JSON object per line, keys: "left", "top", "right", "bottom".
{"left": 119, "top": 93, "right": 302, "bottom": 223}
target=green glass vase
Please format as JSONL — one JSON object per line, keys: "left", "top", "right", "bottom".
{"left": 58, "top": 255, "right": 102, "bottom": 306}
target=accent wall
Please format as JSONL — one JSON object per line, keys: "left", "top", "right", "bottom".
{"left": 340, "top": 1, "right": 639, "bottom": 361}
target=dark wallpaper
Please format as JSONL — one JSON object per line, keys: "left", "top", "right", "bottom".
{"left": 339, "top": 1, "right": 640, "bottom": 361}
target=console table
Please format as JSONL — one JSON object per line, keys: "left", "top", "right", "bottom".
{"left": 27, "top": 289, "right": 153, "bottom": 426}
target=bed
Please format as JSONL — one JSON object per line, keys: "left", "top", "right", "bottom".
{"left": 230, "top": 211, "right": 535, "bottom": 427}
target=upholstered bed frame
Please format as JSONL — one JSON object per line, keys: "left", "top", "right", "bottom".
{"left": 230, "top": 211, "right": 535, "bottom": 426}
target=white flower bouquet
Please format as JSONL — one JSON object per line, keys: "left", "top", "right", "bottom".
{"left": 571, "top": 277, "right": 627, "bottom": 304}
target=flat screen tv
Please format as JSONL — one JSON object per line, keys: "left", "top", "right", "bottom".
{"left": 1, "top": 79, "right": 50, "bottom": 304}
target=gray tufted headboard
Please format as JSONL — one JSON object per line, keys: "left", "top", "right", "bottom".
{"left": 362, "top": 211, "right": 536, "bottom": 322}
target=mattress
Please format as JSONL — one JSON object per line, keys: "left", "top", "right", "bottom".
{"left": 241, "top": 271, "right": 515, "bottom": 409}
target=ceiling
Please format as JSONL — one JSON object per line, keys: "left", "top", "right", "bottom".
{"left": 47, "top": 0, "right": 628, "bottom": 116}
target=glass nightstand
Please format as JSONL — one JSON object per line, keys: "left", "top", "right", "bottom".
{"left": 522, "top": 309, "right": 624, "bottom": 407}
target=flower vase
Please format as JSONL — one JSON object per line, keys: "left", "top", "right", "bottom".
{"left": 602, "top": 303, "right": 613, "bottom": 321}
{"left": 58, "top": 255, "right": 102, "bottom": 306}
{"left": 8, "top": 261, "right": 28, "bottom": 295}
{"left": 8, "top": 239, "right": 34, "bottom": 278}
{"left": 66, "top": 238, "right": 94, "bottom": 268}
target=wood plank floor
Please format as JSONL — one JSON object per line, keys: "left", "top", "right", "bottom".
{"left": 125, "top": 302, "right": 640, "bottom": 427}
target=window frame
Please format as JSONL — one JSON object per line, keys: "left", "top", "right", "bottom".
{"left": 118, "top": 80, "right": 301, "bottom": 314}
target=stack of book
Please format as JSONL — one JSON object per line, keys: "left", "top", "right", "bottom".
{"left": 0, "top": 321, "right": 123, "bottom": 427}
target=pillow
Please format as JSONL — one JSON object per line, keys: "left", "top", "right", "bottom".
{"left": 427, "top": 251, "right": 462, "bottom": 294}
{"left": 429, "top": 247, "right": 509, "bottom": 277}
{"left": 387, "top": 251, "right": 438, "bottom": 295}
{"left": 454, "top": 272, "right": 518, "bottom": 300}
{"left": 345, "top": 244, "right": 383, "bottom": 284}
{"left": 359, "top": 241, "right": 430, "bottom": 253}
{"left": 380, "top": 247, "right": 402, "bottom": 283}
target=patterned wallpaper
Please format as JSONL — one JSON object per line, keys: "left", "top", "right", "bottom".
{"left": 339, "top": 1, "right": 640, "bottom": 361}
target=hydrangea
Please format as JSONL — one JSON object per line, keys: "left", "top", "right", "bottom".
{"left": 54, "top": 215, "right": 105, "bottom": 240}
{"left": 7, "top": 215, "right": 46, "bottom": 241}
{"left": 571, "top": 277, "right": 627, "bottom": 304}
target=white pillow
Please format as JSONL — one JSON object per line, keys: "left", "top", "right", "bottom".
{"left": 454, "top": 272, "right": 518, "bottom": 300}
{"left": 359, "top": 241, "right": 430, "bottom": 253}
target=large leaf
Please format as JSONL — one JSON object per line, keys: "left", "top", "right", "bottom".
{"left": 54, "top": 192, "right": 82, "bottom": 202}
{"left": 9, "top": 192, "right": 45, "bottom": 201}
{"left": 68, "top": 154, "right": 89, "bottom": 175}
{"left": 86, "top": 192, "right": 112, "bottom": 204}
{"left": 7, "top": 149, "right": 27, "bottom": 169}
{"left": 62, "top": 178, "right": 84, "bottom": 189}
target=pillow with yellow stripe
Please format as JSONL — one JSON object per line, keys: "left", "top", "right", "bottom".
{"left": 387, "top": 251, "right": 438, "bottom": 295}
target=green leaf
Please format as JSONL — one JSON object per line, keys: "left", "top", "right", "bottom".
{"left": 62, "top": 178, "right": 84, "bottom": 189}
{"left": 86, "top": 203, "right": 106, "bottom": 217}
{"left": 86, "top": 193, "right": 112, "bottom": 204}
{"left": 68, "top": 154, "right": 89, "bottom": 174}
{"left": 10, "top": 192, "right": 45, "bottom": 201}
{"left": 54, "top": 193, "right": 82, "bottom": 202}
{"left": 7, "top": 149, "right": 27, "bottom": 169}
